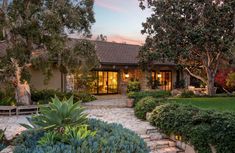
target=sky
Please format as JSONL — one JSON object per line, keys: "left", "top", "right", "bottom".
{"left": 71, "top": 0, "right": 151, "bottom": 45}
{"left": 0, "top": 0, "right": 151, "bottom": 45}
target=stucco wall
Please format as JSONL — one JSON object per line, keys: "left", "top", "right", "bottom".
{"left": 30, "top": 68, "right": 62, "bottom": 91}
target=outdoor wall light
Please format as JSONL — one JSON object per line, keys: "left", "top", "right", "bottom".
{"left": 125, "top": 73, "right": 129, "bottom": 78}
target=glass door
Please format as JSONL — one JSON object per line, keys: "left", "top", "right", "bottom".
{"left": 98, "top": 71, "right": 108, "bottom": 94}
{"left": 153, "top": 71, "right": 172, "bottom": 91}
{"left": 95, "top": 71, "right": 118, "bottom": 94}
{"left": 159, "top": 71, "right": 172, "bottom": 91}
{"left": 107, "top": 72, "right": 118, "bottom": 94}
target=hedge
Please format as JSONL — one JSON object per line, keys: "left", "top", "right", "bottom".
{"left": 13, "top": 119, "right": 149, "bottom": 153}
{"left": 134, "top": 96, "right": 161, "bottom": 120}
{"left": 128, "top": 90, "right": 171, "bottom": 105}
{"left": 149, "top": 103, "right": 235, "bottom": 153}
{"left": 31, "top": 89, "right": 96, "bottom": 104}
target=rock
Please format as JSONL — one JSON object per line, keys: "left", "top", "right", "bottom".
{"left": 171, "top": 89, "right": 182, "bottom": 97}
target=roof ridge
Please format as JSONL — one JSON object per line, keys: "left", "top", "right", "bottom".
{"left": 68, "top": 37, "right": 141, "bottom": 47}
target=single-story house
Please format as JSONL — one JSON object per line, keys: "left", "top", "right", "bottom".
{"left": 0, "top": 39, "right": 191, "bottom": 95}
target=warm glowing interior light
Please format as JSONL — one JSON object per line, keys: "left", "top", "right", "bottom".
{"left": 125, "top": 74, "right": 129, "bottom": 78}
{"left": 157, "top": 74, "right": 162, "bottom": 78}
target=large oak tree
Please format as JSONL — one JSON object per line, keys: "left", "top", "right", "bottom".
{"left": 139, "top": 0, "right": 235, "bottom": 95}
{"left": 0, "top": 0, "right": 96, "bottom": 104}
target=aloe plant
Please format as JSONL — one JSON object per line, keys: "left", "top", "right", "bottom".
{"left": 22, "top": 96, "right": 87, "bottom": 132}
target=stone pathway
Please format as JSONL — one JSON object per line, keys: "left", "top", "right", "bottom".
{"left": 0, "top": 95, "right": 184, "bottom": 153}
{"left": 85, "top": 96, "right": 184, "bottom": 153}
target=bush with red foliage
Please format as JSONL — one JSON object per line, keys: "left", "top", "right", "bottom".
{"left": 215, "top": 68, "right": 235, "bottom": 92}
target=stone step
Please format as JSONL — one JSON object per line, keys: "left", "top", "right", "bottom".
{"left": 140, "top": 134, "right": 151, "bottom": 139}
{"left": 146, "top": 128, "right": 159, "bottom": 134}
{"left": 155, "top": 140, "right": 175, "bottom": 149}
{"left": 149, "top": 133, "right": 164, "bottom": 141}
{"left": 151, "top": 147, "right": 182, "bottom": 153}
{"left": 147, "top": 139, "right": 176, "bottom": 150}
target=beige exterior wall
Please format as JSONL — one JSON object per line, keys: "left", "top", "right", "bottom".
{"left": 30, "top": 68, "right": 62, "bottom": 91}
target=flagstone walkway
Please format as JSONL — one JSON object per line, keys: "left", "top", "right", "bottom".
{"left": 0, "top": 96, "right": 184, "bottom": 153}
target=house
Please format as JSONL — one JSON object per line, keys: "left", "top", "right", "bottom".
{"left": 0, "top": 39, "right": 190, "bottom": 95}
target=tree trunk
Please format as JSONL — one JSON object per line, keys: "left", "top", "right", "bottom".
{"left": 12, "top": 59, "right": 31, "bottom": 105}
{"left": 206, "top": 70, "right": 216, "bottom": 96}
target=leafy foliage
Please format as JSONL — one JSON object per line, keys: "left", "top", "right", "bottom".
{"left": 22, "top": 96, "right": 87, "bottom": 131}
{"left": 127, "top": 79, "right": 141, "bottom": 93}
{"left": 14, "top": 119, "right": 149, "bottom": 153}
{"left": 128, "top": 90, "right": 171, "bottom": 105}
{"left": 226, "top": 72, "right": 235, "bottom": 89}
{"left": 0, "top": 97, "right": 16, "bottom": 106}
{"left": 215, "top": 68, "right": 235, "bottom": 92}
{"left": 180, "top": 90, "right": 195, "bottom": 98}
{"left": 31, "top": 89, "right": 96, "bottom": 104}
{"left": 134, "top": 96, "right": 160, "bottom": 120}
{"left": 0, "top": 128, "right": 6, "bottom": 151}
{"left": 149, "top": 103, "right": 235, "bottom": 153}
{"left": 0, "top": 0, "right": 96, "bottom": 102}
{"left": 139, "top": 0, "right": 235, "bottom": 95}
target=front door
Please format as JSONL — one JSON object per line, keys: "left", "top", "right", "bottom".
{"left": 97, "top": 71, "right": 118, "bottom": 94}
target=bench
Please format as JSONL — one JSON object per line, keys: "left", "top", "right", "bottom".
{"left": 16, "top": 105, "right": 39, "bottom": 116}
{"left": 0, "top": 106, "right": 17, "bottom": 116}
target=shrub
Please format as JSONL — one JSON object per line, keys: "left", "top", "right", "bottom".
{"left": 0, "top": 129, "right": 6, "bottom": 151}
{"left": 14, "top": 119, "right": 149, "bottom": 153}
{"left": 129, "top": 90, "right": 171, "bottom": 105}
{"left": 31, "top": 89, "right": 96, "bottom": 104}
{"left": 0, "top": 97, "right": 16, "bottom": 106}
{"left": 0, "top": 91, "right": 4, "bottom": 100}
{"left": 22, "top": 96, "right": 87, "bottom": 131}
{"left": 180, "top": 90, "right": 195, "bottom": 98}
{"left": 134, "top": 96, "right": 160, "bottom": 120}
{"left": 127, "top": 80, "right": 141, "bottom": 93}
{"left": 149, "top": 103, "right": 235, "bottom": 153}
{"left": 174, "top": 80, "right": 185, "bottom": 89}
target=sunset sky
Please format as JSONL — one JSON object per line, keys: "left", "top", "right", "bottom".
{"left": 70, "top": 0, "right": 151, "bottom": 45}
{"left": 92, "top": 0, "right": 150, "bottom": 45}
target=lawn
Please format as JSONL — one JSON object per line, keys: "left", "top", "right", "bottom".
{"left": 168, "top": 97, "right": 235, "bottom": 112}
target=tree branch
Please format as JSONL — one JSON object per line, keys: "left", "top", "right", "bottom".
{"left": 185, "top": 67, "right": 207, "bottom": 83}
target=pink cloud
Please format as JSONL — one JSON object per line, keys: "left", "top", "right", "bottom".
{"left": 95, "top": 0, "right": 126, "bottom": 13}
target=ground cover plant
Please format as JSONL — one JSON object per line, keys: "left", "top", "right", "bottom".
{"left": 15, "top": 96, "right": 149, "bottom": 153}
{"left": 128, "top": 90, "right": 171, "bottom": 105}
{"left": 169, "top": 97, "right": 235, "bottom": 112}
{"left": 149, "top": 103, "right": 235, "bottom": 153}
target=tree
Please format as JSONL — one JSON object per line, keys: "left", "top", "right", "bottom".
{"left": 0, "top": 0, "right": 96, "bottom": 104}
{"left": 215, "top": 68, "right": 235, "bottom": 92}
{"left": 139, "top": 0, "right": 235, "bottom": 95}
{"left": 226, "top": 72, "right": 235, "bottom": 89}
{"left": 96, "top": 34, "right": 107, "bottom": 41}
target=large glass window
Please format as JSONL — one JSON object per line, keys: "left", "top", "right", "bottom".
{"left": 92, "top": 71, "right": 118, "bottom": 94}
{"left": 152, "top": 71, "right": 172, "bottom": 91}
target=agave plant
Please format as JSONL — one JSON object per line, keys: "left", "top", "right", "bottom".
{"left": 22, "top": 96, "right": 87, "bottom": 132}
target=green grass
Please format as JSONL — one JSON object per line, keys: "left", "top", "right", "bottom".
{"left": 168, "top": 97, "right": 235, "bottom": 112}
